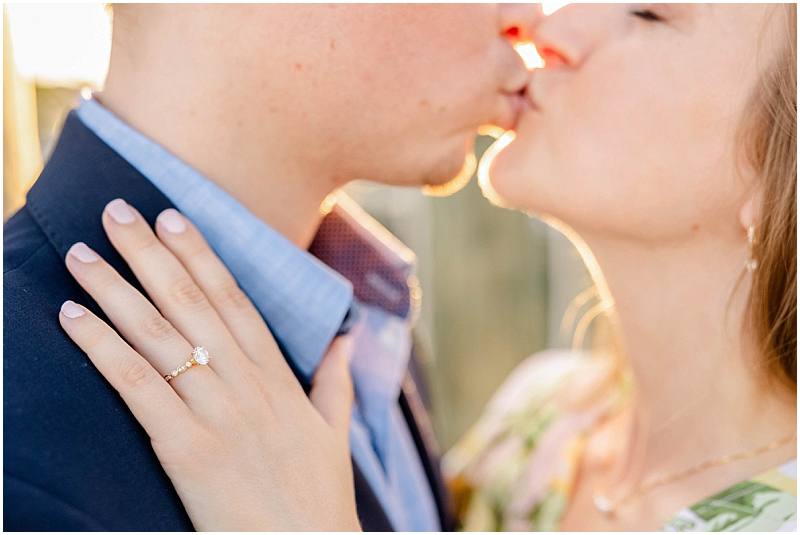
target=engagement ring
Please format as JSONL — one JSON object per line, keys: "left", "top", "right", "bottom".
{"left": 164, "top": 346, "right": 211, "bottom": 382}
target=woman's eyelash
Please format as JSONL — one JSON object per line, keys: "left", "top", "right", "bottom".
{"left": 631, "top": 9, "right": 663, "bottom": 22}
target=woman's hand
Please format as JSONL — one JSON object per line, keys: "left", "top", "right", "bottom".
{"left": 58, "top": 199, "right": 362, "bottom": 531}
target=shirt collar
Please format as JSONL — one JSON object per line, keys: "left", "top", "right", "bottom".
{"left": 311, "top": 192, "right": 419, "bottom": 321}
{"left": 76, "top": 96, "right": 353, "bottom": 380}
{"left": 75, "top": 96, "right": 419, "bottom": 380}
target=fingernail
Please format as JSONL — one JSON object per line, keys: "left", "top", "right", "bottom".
{"left": 158, "top": 209, "right": 186, "bottom": 233}
{"left": 61, "top": 300, "right": 85, "bottom": 318}
{"left": 68, "top": 242, "right": 100, "bottom": 263}
{"left": 105, "top": 198, "right": 136, "bottom": 224}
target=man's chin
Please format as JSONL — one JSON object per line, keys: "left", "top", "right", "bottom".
{"left": 421, "top": 152, "right": 478, "bottom": 197}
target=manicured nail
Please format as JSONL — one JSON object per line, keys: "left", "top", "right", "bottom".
{"left": 158, "top": 209, "right": 187, "bottom": 233}
{"left": 61, "top": 300, "right": 85, "bottom": 318}
{"left": 105, "top": 198, "right": 136, "bottom": 224}
{"left": 68, "top": 242, "right": 100, "bottom": 263}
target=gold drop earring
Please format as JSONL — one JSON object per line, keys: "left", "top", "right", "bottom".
{"left": 746, "top": 225, "right": 758, "bottom": 273}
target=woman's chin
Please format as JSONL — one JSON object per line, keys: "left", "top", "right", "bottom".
{"left": 483, "top": 143, "right": 540, "bottom": 212}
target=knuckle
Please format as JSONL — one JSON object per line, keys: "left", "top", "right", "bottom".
{"left": 169, "top": 278, "right": 209, "bottom": 309}
{"left": 186, "top": 239, "right": 210, "bottom": 260}
{"left": 81, "top": 324, "right": 108, "bottom": 351}
{"left": 244, "top": 368, "right": 274, "bottom": 405}
{"left": 86, "top": 269, "right": 118, "bottom": 295}
{"left": 140, "top": 313, "right": 179, "bottom": 342}
{"left": 130, "top": 232, "right": 162, "bottom": 255}
{"left": 119, "top": 358, "right": 157, "bottom": 388}
{"left": 213, "top": 283, "right": 251, "bottom": 310}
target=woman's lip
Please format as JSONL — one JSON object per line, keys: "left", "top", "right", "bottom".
{"left": 523, "top": 86, "right": 540, "bottom": 112}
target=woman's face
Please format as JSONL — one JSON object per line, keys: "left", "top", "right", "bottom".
{"left": 489, "top": 4, "right": 784, "bottom": 243}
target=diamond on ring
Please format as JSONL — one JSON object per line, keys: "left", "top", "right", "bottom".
{"left": 192, "top": 346, "right": 210, "bottom": 365}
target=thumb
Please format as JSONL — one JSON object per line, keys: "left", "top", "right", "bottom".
{"left": 309, "top": 335, "right": 355, "bottom": 440}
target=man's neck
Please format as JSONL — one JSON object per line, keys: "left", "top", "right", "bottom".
{"left": 98, "top": 79, "right": 336, "bottom": 250}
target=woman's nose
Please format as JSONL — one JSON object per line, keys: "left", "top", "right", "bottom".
{"left": 530, "top": 5, "right": 620, "bottom": 69}
{"left": 529, "top": 5, "right": 581, "bottom": 69}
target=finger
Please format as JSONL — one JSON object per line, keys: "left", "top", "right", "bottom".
{"left": 101, "top": 199, "right": 246, "bottom": 380}
{"left": 58, "top": 299, "right": 196, "bottom": 442}
{"left": 64, "top": 241, "right": 222, "bottom": 408}
{"left": 309, "top": 336, "right": 355, "bottom": 442}
{"left": 153, "top": 208, "right": 296, "bottom": 380}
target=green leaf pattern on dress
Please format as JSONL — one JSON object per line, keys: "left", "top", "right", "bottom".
{"left": 661, "top": 466, "right": 797, "bottom": 532}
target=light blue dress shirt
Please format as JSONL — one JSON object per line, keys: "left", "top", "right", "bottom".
{"left": 75, "top": 97, "right": 439, "bottom": 531}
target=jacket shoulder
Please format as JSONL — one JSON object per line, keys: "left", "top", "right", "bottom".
{"left": 4, "top": 204, "right": 52, "bottom": 275}
{"left": 4, "top": 203, "right": 78, "bottom": 353}
{"left": 3, "top": 206, "right": 193, "bottom": 531}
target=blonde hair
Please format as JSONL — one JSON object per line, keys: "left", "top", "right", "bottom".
{"left": 744, "top": 4, "right": 797, "bottom": 392}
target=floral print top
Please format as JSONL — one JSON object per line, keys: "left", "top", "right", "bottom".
{"left": 443, "top": 350, "right": 797, "bottom": 532}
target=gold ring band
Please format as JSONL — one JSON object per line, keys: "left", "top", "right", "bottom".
{"left": 164, "top": 346, "right": 211, "bottom": 382}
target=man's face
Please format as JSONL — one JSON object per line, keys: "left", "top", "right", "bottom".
{"left": 220, "top": 4, "right": 531, "bottom": 188}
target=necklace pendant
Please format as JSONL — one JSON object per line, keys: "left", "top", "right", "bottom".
{"left": 592, "top": 493, "right": 614, "bottom": 516}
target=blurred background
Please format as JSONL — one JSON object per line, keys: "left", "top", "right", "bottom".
{"left": 3, "top": 3, "right": 594, "bottom": 451}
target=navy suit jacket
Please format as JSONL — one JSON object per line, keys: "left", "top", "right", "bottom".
{"left": 4, "top": 112, "right": 453, "bottom": 531}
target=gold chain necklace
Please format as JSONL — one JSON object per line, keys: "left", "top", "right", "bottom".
{"left": 592, "top": 432, "right": 797, "bottom": 516}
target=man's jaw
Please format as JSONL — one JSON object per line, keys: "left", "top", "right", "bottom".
{"left": 421, "top": 151, "right": 478, "bottom": 197}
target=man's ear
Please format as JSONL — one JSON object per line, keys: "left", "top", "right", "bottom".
{"left": 739, "top": 186, "right": 763, "bottom": 232}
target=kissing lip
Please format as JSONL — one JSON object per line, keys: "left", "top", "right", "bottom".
{"left": 493, "top": 89, "right": 528, "bottom": 131}
{"left": 523, "top": 85, "right": 540, "bottom": 113}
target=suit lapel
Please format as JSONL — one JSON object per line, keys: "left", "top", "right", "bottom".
{"left": 25, "top": 111, "right": 176, "bottom": 322}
